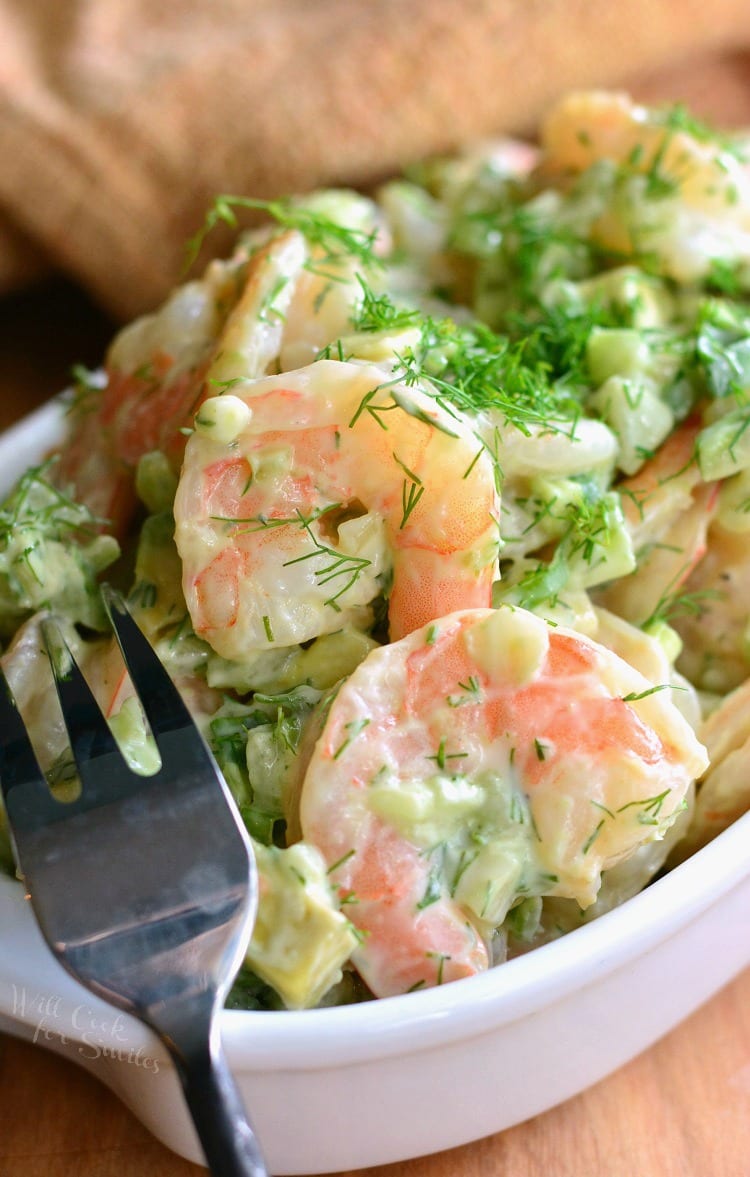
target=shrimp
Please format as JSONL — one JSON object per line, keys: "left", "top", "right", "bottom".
{"left": 205, "top": 230, "right": 308, "bottom": 388}
{"left": 54, "top": 274, "right": 222, "bottom": 535}
{"left": 542, "top": 92, "right": 749, "bottom": 212}
{"left": 541, "top": 91, "right": 750, "bottom": 283}
{"left": 592, "top": 606, "right": 697, "bottom": 714}
{"left": 671, "top": 520, "right": 750, "bottom": 692}
{"left": 670, "top": 673, "right": 750, "bottom": 860}
{"left": 54, "top": 219, "right": 373, "bottom": 537}
{"left": 298, "top": 606, "right": 707, "bottom": 998}
{"left": 0, "top": 613, "right": 76, "bottom": 780}
{"left": 83, "top": 632, "right": 220, "bottom": 738}
{"left": 173, "top": 359, "right": 500, "bottom": 660}
{"left": 595, "top": 417, "right": 719, "bottom": 625}
{"left": 207, "top": 216, "right": 384, "bottom": 384}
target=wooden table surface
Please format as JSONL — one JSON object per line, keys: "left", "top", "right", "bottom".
{"left": 0, "top": 280, "right": 749, "bottom": 1177}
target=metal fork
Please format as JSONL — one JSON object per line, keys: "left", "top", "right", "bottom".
{"left": 0, "top": 589, "right": 268, "bottom": 1177}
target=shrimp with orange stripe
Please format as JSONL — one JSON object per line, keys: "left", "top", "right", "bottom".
{"left": 541, "top": 90, "right": 750, "bottom": 284}
{"left": 297, "top": 606, "right": 707, "bottom": 998}
{"left": 173, "top": 358, "right": 501, "bottom": 659}
{"left": 54, "top": 208, "right": 378, "bottom": 538}
{"left": 595, "top": 416, "right": 719, "bottom": 626}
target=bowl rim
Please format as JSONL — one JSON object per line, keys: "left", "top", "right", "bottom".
{"left": 221, "top": 807, "right": 750, "bottom": 1065}
{"left": 3, "top": 809, "right": 748, "bottom": 1071}
{"left": 1, "top": 398, "right": 749, "bottom": 1072}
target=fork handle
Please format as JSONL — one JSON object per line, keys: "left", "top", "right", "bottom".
{"left": 172, "top": 1036, "right": 269, "bottom": 1177}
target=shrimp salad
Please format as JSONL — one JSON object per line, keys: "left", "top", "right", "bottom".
{"left": 3, "top": 90, "right": 750, "bottom": 1009}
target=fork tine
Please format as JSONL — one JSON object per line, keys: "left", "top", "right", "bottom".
{"left": 102, "top": 587, "right": 196, "bottom": 748}
{"left": 41, "top": 618, "right": 128, "bottom": 792}
{"left": 0, "top": 665, "right": 63, "bottom": 835}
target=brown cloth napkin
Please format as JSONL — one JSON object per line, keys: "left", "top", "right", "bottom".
{"left": 2, "top": 0, "right": 750, "bottom": 320}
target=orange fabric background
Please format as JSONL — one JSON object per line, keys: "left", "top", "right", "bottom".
{"left": 1, "top": 0, "right": 750, "bottom": 317}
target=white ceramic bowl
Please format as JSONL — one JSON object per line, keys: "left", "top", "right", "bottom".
{"left": 1, "top": 401, "right": 750, "bottom": 1174}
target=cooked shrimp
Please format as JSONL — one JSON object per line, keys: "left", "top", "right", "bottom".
{"left": 591, "top": 606, "right": 701, "bottom": 730}
{"left": 54, "top": 277, "right": 220, "bottom": 535}
{"left": 54, "top": 235, "right": 297, "bottom": 534}
{"left": 670, "top": 675, "right": 750, "bottom": 859}
{"left": 55, "top": 221, "right": 374, "bottom": 536}
{"left": 298, "top": 606, "right": 707, "bottom": 997}
{"left": 596, "top": 417, "right": 718, "bottom": 625}
{"left": 174, "top": 359, "right": 500, "bottom": 660}
{"left": 206, "top": 231, "right": 308, "bottom": 388}
{"left": 541, "top": 91, "right": 750, "bottom": 282}
{"left": 82, "top": 632, "right": 220, "bottom": 740}
{"left": 672, "top": 520, "right": 750, "bottom": 692}
{"left": 0, "top": 613, "right": 74, "bottom": 778}
{"left": 543, "top": 92, "right": 749, "bottom": 212}
{"left": 208, "top": 219, "right": 382, "bottom": 384}
{"left": 0, "top": 610, "right": 218, "bottom": 798}
{"left": 490, "top": 415, "right": 618, "bottom": 481}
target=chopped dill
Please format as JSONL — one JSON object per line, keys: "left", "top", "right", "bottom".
{"left": 332, "top": 718, "right": 371, "bottom": 760}
{"left": 128, "top": 579, "right": 158, "bottom": 610}
{"left": 621, "top": 683, "right": 673, "bottom": 702}
{"left": 447, "top": 676, "right": 482, "bottom": 708}
{"left": 350, "top": 276, "right": 422, "bottom": 333}
{"left": 642, "top": 582, "right": 719, "bottom": 629}
{"left": 426, "top": 740, "right": 469, "bottom": 771}
{"left": 185, "top": 194, "right": 381, "bottom": 273}
{"left": 393, "top": 315, "right": 580, "bottom": 434}
{"left": 425, "top": 950, "right": 451, "bottom": 985}
{"left": 0, "top": 460, "right": 108, "bottom": 545}
{"left": 616, "top": 789, "right": 671, "bottom": 826}
{"left": 581, "top": 818, "right": 605, "bottom": 855}
{"left": 326, "top": 848, "right": 357, "bottom": 874}
{"left": 392, "top": 452, "right": 425, "bottom": 529}
{"left": 653, "top": 102, "right": 747, "bottom": 162}
{"left": 514, "top": 482, "right": 619, "bottom": 609}
{"left": 282, "top": 522, "right": 373, "bottom": 610}
{"left": 416, "top": 868, "right": 443, "bottom": 910}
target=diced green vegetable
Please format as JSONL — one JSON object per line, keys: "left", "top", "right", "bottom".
{"left": 697, "top": 405, "right": 750, "bottom": 480}
{"left": 0, "top": 461, "right": 119, "bottom": 638}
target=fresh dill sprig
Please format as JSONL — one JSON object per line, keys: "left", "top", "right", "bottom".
{"left": 446, "top": 675, "right": 482, "bottom": 708}
{"left": 642, "top": 584, "right": 719, "bottom": 629}
{"left": 514, "top": 482, "right": 619, "bottom": 609}
{"left": 392, "top": 452, "right": 425, "bottom": 529}
{"left": 653, "top": 102, "right": 747, "bottom": 162}
{"left": 505, "top": 299, "right": 629, "bottom": 387}
{"left": 0, "top": 460, "right": 109, "bottom": 546}
{"left": 333, "top": 718, "right": 371, "bottom": 760}
{"left": 210, "top": 504, "right": 374, "bottom": 611}
{"left": 397, "top": 314, "right": 580, "bottom": 433}
{"left": 185, "top": 194, "right": 381, "bottom": 273}
{"left": 425, "top": 739, "right": 469, "bottom": 771}
{"left": 616, "top": 788, "right": 671, "bottom": 825}
{"left": 416, "top": 866, "right": 443, "bottom": 910}
{"left": 582, "top": 819, "right": 606, "bottom": 855}
{"left": 350, "top": 276, "right": 422, "bottom": 333}
{"left": 338, "top": 280, "right": 584, "bottom": 443}
{"left": 451, "top": 200, "right": 593, "bottom": 303}
{"left": 621, "top": 684, "right": 674, "bottom": 702}
{"left": 282, "top": 516, "right": 373, "bottom": 611}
